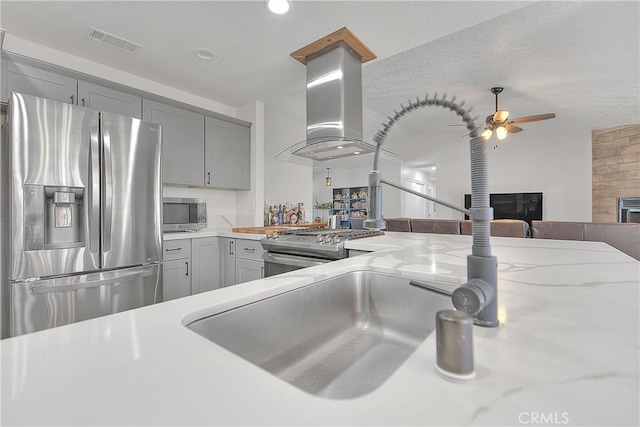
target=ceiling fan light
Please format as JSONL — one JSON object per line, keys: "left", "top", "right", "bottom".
{"left": 493, "top": 110, "right": 509, "bottom": 123}
{"left": 481, "top": 128, "right": 493, "bottom": 139}
{"left": 496, "top": 126, "right": 508, "bottom": 140}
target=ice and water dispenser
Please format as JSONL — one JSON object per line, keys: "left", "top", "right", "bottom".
{"left": 23, "top": 185, "right": 85, "bottom": 250}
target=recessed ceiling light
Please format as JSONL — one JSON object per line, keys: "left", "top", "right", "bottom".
{"left": 194, "top": 48, "right": 218, "bottom": 61}
{"left": 266, "top": 0, "right": 291, "bottom": 14}
{"left": 336, "top": 146, "right": 344, "bottom": 149}
{"left": 353, "top": 151, "right": 360, "bottom": 155}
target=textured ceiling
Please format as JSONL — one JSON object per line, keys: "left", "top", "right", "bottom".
{"left": 365, "top": 1, "right": 640, "bottom": 130}
{"left": 0, "top": 0, "right": 533, "bottom": 106}
{"left": 1, "top": 1, "right": 639, "bottom": 168}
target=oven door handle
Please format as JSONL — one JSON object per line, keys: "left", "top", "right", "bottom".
{"left": 262, "top": 252, "right": 330, "bottom": 268}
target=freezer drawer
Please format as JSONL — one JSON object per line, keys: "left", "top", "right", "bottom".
{"left": 10, "top": 264, "right": 161, "bottom": 337}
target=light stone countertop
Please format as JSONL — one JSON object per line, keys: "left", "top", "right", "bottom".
{"left": 163, "top": 227, "right": 266, "bottom": 241}
{"left": 1, "top": 232, "right": 638, "bottom": 426}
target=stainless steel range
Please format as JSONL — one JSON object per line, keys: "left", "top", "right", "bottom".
{"left": 261, "top": 228, "right": 384, "bottom": 277}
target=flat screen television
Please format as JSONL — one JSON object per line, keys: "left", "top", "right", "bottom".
{"left": 464, "top": 192, "right": 543, "bottom": 226}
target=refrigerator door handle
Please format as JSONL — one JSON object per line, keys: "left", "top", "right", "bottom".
{"left": 102, "top": 126, "right": 113, "bottom": 252}
{"left": 89, "top": 125, "right": 101, "bottom": 254}
{"left": 31, "top": 269, "right": 153, "bottom": 294}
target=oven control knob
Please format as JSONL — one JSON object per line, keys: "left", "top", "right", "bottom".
{"left": 317, "top": 235, "right": 324, "bottom": 243}
{"left": 272, "top": 232, "right": 279, "bottom": 240}
{"left": 324, "top": 235, "right": 333, "bottom": 244}
{"left": 333, "top": 236, "right": 342, "bottom": 244}
{"left": 266, "top": 233, "right": 272, "bottom": 239}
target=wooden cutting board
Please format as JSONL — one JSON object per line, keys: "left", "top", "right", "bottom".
{"left": 232, "top": 223, "right": 327, "bottom": 234}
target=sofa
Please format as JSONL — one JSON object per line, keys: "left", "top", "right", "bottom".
{"left": 531, "top": 221, "right": 640, "bottom": 260}
{"left": 382, "top": 218, "right": 640, "bottom": 260}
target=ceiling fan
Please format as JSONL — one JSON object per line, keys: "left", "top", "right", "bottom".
{"left": 481, "top": 87, "right": 556, "bottom": 140}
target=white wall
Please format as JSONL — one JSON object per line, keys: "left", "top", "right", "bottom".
{"left": 401, "top": 167, "right": 437, "bottom": 218}
{"left": 4, "top": 35, "right": 266, "bottom": 228}
{"left": 312, "top": 152, "right": 403, "bottom": 220}
{"left": 236, "top": 100, "right": 265, "bottom": 227}
{"left": 263, "top": 89, "right": 314, "bottom": 221}
{"left": 397, "top": 125, "right": 593, "bottom": 221}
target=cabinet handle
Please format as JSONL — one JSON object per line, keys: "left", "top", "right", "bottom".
{"left": 185, "top": 261, "right": 189, "bottom": 276}
{"left": 261, "top": 266, "right": 265, "bottom": 278}
{"left": 70, "top": 94, "right": 75, "bottom": 104}
{"left": 243, "top": 247, "right": 255, "bottom": 252}
{"left": 207, "top": 172, "right": 211, "bottom": 185}
{"left": 82, "top": 97, "right": 86, "bottom": 107}
{"left": 229, "top": 241, "right": 234, "bottom": 255}
{"left": 165, "top": 247, "right": 182, "bottom": 252}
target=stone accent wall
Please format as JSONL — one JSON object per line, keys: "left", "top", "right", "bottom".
{"left": 592, "top": 124, "right": 640, "bottom": 222}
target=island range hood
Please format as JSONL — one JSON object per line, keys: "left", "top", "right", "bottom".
{"left": 280, "top": 28, "right": 378, "bottom": 163}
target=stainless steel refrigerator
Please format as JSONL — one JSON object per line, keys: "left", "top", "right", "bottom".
{"left": 4, "top": 92, "right": 163, "bottom": 337}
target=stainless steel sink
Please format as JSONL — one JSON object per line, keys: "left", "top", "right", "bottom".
{"left": 186, "top": 270, "right": 454, "bottom": 399}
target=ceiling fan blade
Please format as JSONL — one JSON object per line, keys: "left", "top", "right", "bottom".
{"left": 505, "top": 124, "right": 523, "bottom": 133}
{"left": 492, "top": 110, "right": 509, "bottom": 123}
{"left": 509, "top": 113, "right": 556, "bottom": 124}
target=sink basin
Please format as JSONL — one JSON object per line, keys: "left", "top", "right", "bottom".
{"left": 186, "top": 270, "right": 454, "bottom": 399}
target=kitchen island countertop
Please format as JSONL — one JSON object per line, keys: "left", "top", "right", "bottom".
{"left": 1, "top": 232, "right": 638, "bottom": 426}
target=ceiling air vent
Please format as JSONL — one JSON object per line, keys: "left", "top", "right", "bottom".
{"left": 84, "top": 27, "right": 143, "bottom": 54}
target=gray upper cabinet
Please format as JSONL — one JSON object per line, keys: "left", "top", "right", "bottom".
{"left": 2, "top": 57, "right": 252, "bottom": 191}
{"left": 2, "top": 61, "right": 76, "bottom": 104}
{"left": 78, "top": 81, "right": 142, "bottom": 118}
{"left": 143, "top": 100, "right": 205, "bottom": 186}
{"left": 2, "top": 62, "right": 142, "bottom": 119}
{"left": 205, "top": 116, "right": 251, "bottom": 190}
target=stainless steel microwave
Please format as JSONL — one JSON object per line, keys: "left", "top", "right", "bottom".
{"left": 163, "top": 197, "right": 207, "bottom": 232}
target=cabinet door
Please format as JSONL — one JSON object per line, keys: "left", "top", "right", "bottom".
{"left": 162, "top": 258, "right": 191, "bottom": 301}
{"left": 235, "top": 258, "right": 264, "bottom": 285}
{"left": 235, "top": 239, "right": 264, "bottom": 261}
{"left": 78, "top": 81, "right": 142, "bottom": 118}
{"left": 143, "top": 100, "right": 204, "bottom": 186}
{"left": 191, "top": 237, "right": 221, "bottom": 294}
{"left": 205, "top": 116, "right": 250, "bottom": 190}
{"left": 3, "top": 61, "right": 76, "bottom": 104}
{"left": 219, "top": 237, "right": 236, "bottom": 287}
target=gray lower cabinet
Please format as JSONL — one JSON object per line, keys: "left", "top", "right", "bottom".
{"left": 165, "top": 236, "right": 264, "bottom": 299}
{"left": 235, "top": 258, "right": 264, "bottom": 284}
{"left": 235, "top": 239, "right": 264, "bottom": 284}
{"left": 217, "top": 238, "right": 264, "bottom": 288}
{"left": 2, "top": 61, "right": 76, "bottom": 104}
{"left": 162, "top": 239, "right": 192, "bottom": 301}
{"left": 205, "top": 116, "right": 251, "bottom": 190}
{"left": 163, "top": 259, "right": 191, "bottom": 301}
{"left": 191, "top": 237, "right": 221, "bottom": 294}
{"left": 77, "top": 81, "right": 142, "bottom": 118}
{"left": 219, "top": 237, "right": 236, "bottom": 287}
{"left": 142, "top": 99, "right": 204, "bottom": 186}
